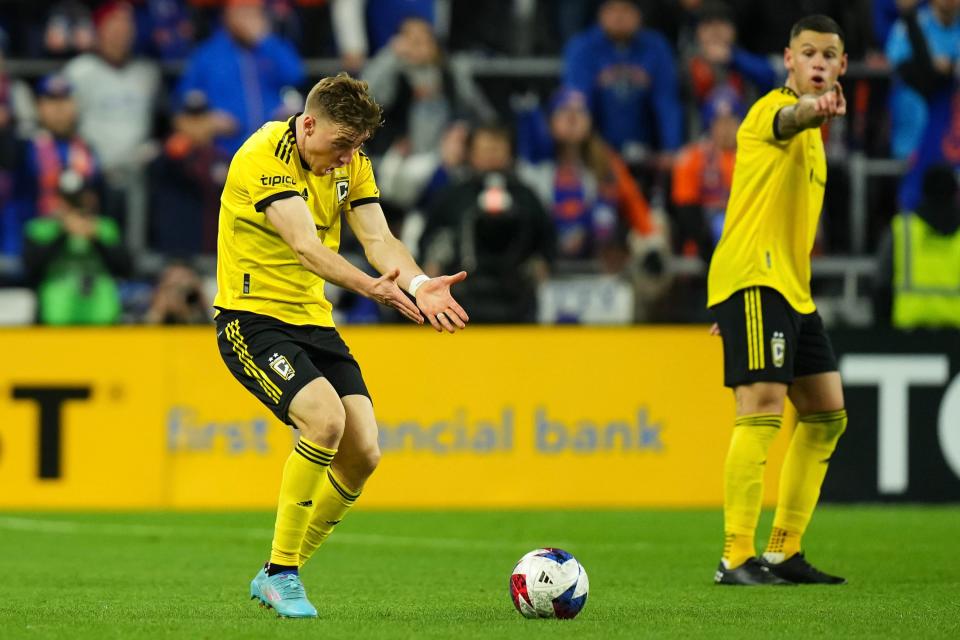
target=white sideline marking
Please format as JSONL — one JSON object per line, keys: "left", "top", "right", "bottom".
{"left": 0, "top": 516, "right": 650, "bottom": 552}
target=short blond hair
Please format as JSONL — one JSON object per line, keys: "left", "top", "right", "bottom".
{"left": 304, "top": 73, "right": 383, "bottom": 136}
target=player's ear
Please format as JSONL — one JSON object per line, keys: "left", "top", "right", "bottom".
{"left": 302, "top": 114, "right": 314, "bottom": 135}
{"left": 783, "top": 46, "right": 793, "bottom": 74}
{"left": 839, "top": 52, "right": 848, "bottom": 76}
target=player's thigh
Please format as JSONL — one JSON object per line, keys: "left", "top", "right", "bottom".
{"left": 712, "top": 287, "right": 799, "bottom": 398}
{"left": 734, "top": 381, "right": 789, "bottom": 416}
{"left": 217, "top": 310, "right": 324, "bottom": 426}
{"left": 298, "top": 328, "right": 375, "bottom": 481}
{"left": 789, "top": 372, "right": 844, "bottom": 416}
{"left": 287, "top": 376, "right": 347, "bottom": 446}
{"left": 333, "top": 394, "right": 381, "bottom": 490}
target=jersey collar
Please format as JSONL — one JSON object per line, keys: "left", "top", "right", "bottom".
{"left": 780, "top": 86, "right": 799, "bottom": 99}
{"left": 287, "top": 113, "right": 312, "bottom": 172}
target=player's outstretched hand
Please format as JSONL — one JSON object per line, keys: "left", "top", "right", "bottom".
{"left": 809, "top": 82, "right": 846, "bottom": 119}
{"left": 415, "top": 271, "right": 470, "bottom": 333}
{"left": 369, "top": 268, "right": 424, "bottom": 324}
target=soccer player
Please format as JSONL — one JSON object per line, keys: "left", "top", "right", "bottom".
{"left": 707, "top": 16, "right": 849, "bottom": 586}
{"left": 214, "top": 74, "right": 469, "bottom": 617}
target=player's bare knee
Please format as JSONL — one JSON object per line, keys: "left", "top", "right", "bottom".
{"left": 291, "top": 399, "right": 346, "bottom": 444}
{"left": 358, "top": 445, "right": 381, "bottom": 477}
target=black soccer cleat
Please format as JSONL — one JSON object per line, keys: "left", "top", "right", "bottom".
{"left": 761, "top": 552, "right": 846, "bottom": 585}
{"left": 714, "top": 557, "right": 794, "bottom": 586}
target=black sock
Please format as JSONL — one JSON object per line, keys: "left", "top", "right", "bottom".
{"left": 267, "top": 563, "right": 298, "bottom": 576}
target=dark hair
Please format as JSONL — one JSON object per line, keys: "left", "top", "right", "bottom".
{"left": 467, "top": 123, "right": 514, "bottom": 154}
{"left": 698, "top": 1, "right": 734, "bottom": 26}
{"left": 304, "top": 73, "right": 383, "bottom": 136}
{"left": 790, "top": 15, "right": 844, "bottom": 44}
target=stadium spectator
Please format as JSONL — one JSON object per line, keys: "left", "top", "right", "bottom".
{"left": 670, "top": 88, "right": 743, "bottom": 263}
{"left": 562, "top": 0, "right": 683, "bottom": 166}
{"left": 147, "top": 89, "right": 229, "bottom": 256}
{"left": 63, "top": 0, "right": 161, "bottom": 245}
{"left": 682, "top": 1, "right": 776, "bottom": 135}
{"left": 142, "top": 261, "right": 211, "bottom": 324}
{"left": 4, "top": 74, "right": 99, "bottom": 259}
{"left": 0, "top": 42, "right": 36, "bottom": 257}
{"left": 0, "top": 39, "right": 39, "bottom": 139}
{"left": 178, "top": 0, "right": 305, "bottom": 155}
{"left": 43, "top": 1, "right": 96, "bottom": 58}
{"left": 894, "top": 1, "right": 960, "bottom": 209}
{"left": 876, "top": 162, "right": 960, "bottom": 328}
{"left": 330, "top": 0, "right": 434, "bottom": 71}
{"left": 22, "top": 170, "right": 130, "bottom": 325}
{"left": 873, "top": 0, "right": 922, "bottom": 49}
{"left": 886, "top": 0, "right": 960, "bottom": 159}
{"left": 361, "top": 16, "right": 495, "bottom": 158}
{"left": 140, "top": 0, "right": 196, "bottom": 60}
{"left": 376, "top": 120, "right": 470, "bottom": 224}
{"left": 516, "top": 87, "right": 657, "bottom": 272}
{"left": 419, "top": 124, "right": 555, "bottom": 323}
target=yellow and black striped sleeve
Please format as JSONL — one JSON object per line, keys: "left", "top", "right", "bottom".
{"left": 345, "top": 149, "right": 380, "bottom": 211}
{"left": 236, "top": 130, "right": 303, "bottom": 213}
{"left": 742, "top": 87, "right": 797, "bottom": 146}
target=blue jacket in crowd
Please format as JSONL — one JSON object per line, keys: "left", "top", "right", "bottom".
{"left": 898, "top": 84, "right": 960, "bottom": 210}
{"left": 886, "top": 5, "right": 960, "bottom": 159}
{"left": 177, "top": 28, "right": 305, "bottom": 155}
{"left": 563, "top": 25, "right": 682, "bottom": 155}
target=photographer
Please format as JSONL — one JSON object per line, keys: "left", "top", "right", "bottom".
{"left": 143, "top": 261, "right": 210, "bottom": 325}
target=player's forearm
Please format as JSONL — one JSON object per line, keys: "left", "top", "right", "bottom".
{"left": 294, "top": 237, "right": 375, "bottom": 296}
{"left": 362, "top": 235, "right": 424, "bottom": 292}
{"left": 775, "top": 103, "right": 825, "bottom": 140}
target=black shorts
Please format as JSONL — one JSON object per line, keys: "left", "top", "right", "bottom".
{"left": 711, "top": 286, "right": 838, "bottom": 388}
{"left": 215, "top": 308, "right": 370, "bottom": 425}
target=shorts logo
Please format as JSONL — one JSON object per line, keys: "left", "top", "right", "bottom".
{"left": 336, "top": 179, "right": 349, "bottom": 203}
{"left": 771, "top": 332, "right": 786, "bottom": 368}
{"left": 268, "top": 353, "right": 296, "bottom": 380}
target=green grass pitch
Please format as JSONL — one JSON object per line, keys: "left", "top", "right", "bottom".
{"left": 1, "top": 507, "right": 958, "bottom": 639}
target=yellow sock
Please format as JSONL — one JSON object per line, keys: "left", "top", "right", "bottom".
{"left": 269, "top": 437, "right": 336, "bottom": 568}
{"left": 299, "top": 469, "right": 361, "bottom": 567}
{"left": 765, "top": 409, "right": 847, "bottom": 563}
{"left": 722, "top": 413, "right": 782, "bottom": 569}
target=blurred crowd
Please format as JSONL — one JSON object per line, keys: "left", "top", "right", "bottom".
{"left": 0, "top": 0, "right": 958, "bottom": 328}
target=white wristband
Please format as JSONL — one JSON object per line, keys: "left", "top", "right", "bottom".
{"left": 407, "top": 274, "right": 430, "bottom": 297}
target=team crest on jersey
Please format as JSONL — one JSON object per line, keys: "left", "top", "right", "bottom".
{"left": 268, "top": 353, "right": 296, "bottom": 380}
{"left": 771, "top": 332, "right": 786, "bottom": 368}
{"left": 336, "top": 179, "right": 349, "bottom": 203}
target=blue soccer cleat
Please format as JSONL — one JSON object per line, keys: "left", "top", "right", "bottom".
{"left": 249, "top": 566, "right": 268, "bottom": 603}
{"left": 258, "top": 571, "right": 318, "bottom": 618}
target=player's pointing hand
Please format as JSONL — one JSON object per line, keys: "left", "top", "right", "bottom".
{"left": 831, "top": 82, "right": 846, "bottom": 117}
{"left": 415, "top": 271, "right": 470, "bottom": 333}
{"left": 368, "top": 268, "right": 424, "bottom": 324}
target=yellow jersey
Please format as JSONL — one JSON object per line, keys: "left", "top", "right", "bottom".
{"left": 214, "top": 115, "right": 380, "bottom": 326}
{"left": 707, "top": 87, "right": 827, "bottom": 313}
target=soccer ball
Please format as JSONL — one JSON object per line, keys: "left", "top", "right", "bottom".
{"left": 509, "top": 548, "right": 589, "bottom": 619}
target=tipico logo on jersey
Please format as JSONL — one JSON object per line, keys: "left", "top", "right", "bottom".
{"left": 268, "top": 353, "right": 296, "bottom": 380}
{"left": 336, "top": 179, "right": 349, "bottom": 203}
{"left": 260, "top": 175, "right": 296, "bottom": 187}
{"left": 771, "top": 332, "right": 786, "bottom": 368}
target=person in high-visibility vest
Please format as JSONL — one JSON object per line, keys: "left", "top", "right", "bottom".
{"left": 875, "top": 163, "right": 960, "bottom": 328}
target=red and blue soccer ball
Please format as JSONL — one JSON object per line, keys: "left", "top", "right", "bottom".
{"left": 509, "top": 548, "right": 589, "bottom": 619}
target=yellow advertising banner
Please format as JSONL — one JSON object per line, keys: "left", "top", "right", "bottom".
{"left": 0, "top": 327, "right": 792, "bottom": 509}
